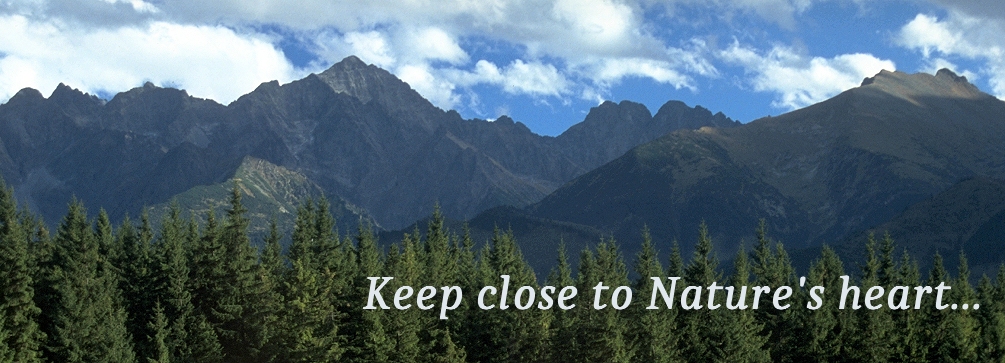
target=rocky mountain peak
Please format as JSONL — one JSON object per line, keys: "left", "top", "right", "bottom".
{"left": 314, "top": 56, "right": 444, "bottom": 130}
{"left": 7, "top": 87, "right": 45, "bottom": 105}
{"left": 316, "top": 56, "right": 408, "bottom": 103}
{"left": 858, "top": 68, "right": 988, "bottom": 101}
{"left": 49, "top": 83, "right": 103, "bottom": 109}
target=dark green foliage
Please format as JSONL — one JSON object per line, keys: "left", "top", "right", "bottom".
{"left": 628, "top": 228, "right": 682, "bottom": 363}
{"left": 13, "top": 196, "right": 1005, "bottom": 363}
{"left": 277, "top": 199, "right": 344, "bottom": 362}
{"left": 848, "top": 234, "right": 895, "bottom": 362}
{"left": 147, "top": 303, "right": 170, "bottom": 363}
{"left": 0, "top": 182, "right": 45, "bottom": 362}
{"left": 44, "top": 201, "right": 136, "bottom": 363}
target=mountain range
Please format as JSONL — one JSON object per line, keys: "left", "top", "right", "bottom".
{"left": 2, "top": 56, "right": 1003, "bottom": 274}
{"left": 0, "top": 56, "right": 737, "bottom": 236}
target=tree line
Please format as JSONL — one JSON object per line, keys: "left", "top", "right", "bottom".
{"left": 1, "top": 181, "right": 1004, "bottom": 363}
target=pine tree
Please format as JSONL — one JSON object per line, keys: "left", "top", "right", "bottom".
{"left": 255, "top": 219, "right": 286, "bottom": 363}
{"left": 278, "top": 201, "right": 344, "bottom": 362}
{"left": 892, "top": 249, "right": 925, "bottom": 361}
{"left": 584, "top": 239, "right": 633, "bottom": 362}
{"left": 343, "top": 223, "right": 391, "bottom": 363}
{"left": 217, "top": 185, "right": 265, "bottom": 361}
{"left": 44, "top": 201, "right": 136, "bottom": 363}
{"left": 0, "top": 181, "right": 44, "bottom": 362}
{"left": 425, "top": 327, "right": 467, "bottom": 363}
{"left": 0, "top": 316, "right": 11, "bottom": 363}
{"left": 976, "top": 272, "right": 1005, "bottom": 360}
{"left": 849, "top": 234, "right": 894, "bottom": 362}
{"left": 117, "top": 212, "right": 159, "bottom": 361}
{"left": 546, "top": 242, "right": 578, "bottom": 363}
{"left": 383, "top": 235, "right": 424, "bottom": 362}
{"left": 934, "top": 252, "right": 979, "bottom": 362}
{"left": 795, "top": 245, "right": 846, "bottom": 361}
{"left": 147, "top": 303, "right": 170, "bottom": 363}
{"left": 717, "top": 246, "right": 770, "bottom": 362}
{"left": 629, "top": 227, "right": 681, "bottom": 363}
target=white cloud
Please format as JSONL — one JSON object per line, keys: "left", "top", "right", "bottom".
{"left": 399, "top": 27, "right": 469, "bottom": 65}
{"left": 0, "top": 0, "right": 723, "bottom": 115}
{"left": 397, "top": 64, "right": 461, "bottom": 110}
{"left": 897, "top": 13, "right": 1005, "bottom": 97}
{"left": 0, "top": 14, "right": 297, "bottom": 104}
{"left": 447, "top": 59, "right": 570, "bottom": 97}
{"left": 586, "top": 58, "right": 693, "bottom": 89}
{"left": 924, "top": 57, "right": 979, "bottom": 81}
{"left": 721, "top": 42, "right": 895, "bottom": 109}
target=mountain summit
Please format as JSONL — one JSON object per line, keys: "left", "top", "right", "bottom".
{"left": 524, "top": 69, "right": 1005, "bottom": 261}
{"left": 0, "top": 56, "right": 737, "bottom": 230}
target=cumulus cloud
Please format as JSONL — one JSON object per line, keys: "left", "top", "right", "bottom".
{"left": 721, "top": 42, "right": 895, "bottom": 109}
{"left": 897, "top": 12, "right": 1005, "bottom": 97}
{"left": 447, "top": 59, "right": 570, "bottom": 97}
{"left": 2, "top": 0, "right": 891, "bottom": 120}
{"left": 0, "top": 14, "right": 297, "bottom": 103}
{"left": 1, "top": 0, "right": 721, "bottom": 113}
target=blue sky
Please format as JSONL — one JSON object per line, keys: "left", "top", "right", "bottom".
{"left": 1, "top": 0, "right": 1003, "bottom": 136}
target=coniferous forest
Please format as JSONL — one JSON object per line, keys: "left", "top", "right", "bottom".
{"left": 1, "top": 179, "right": 1004, "bottom": 363}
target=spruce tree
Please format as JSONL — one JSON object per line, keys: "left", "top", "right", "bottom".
{"left": 680, "top": 222, "right": 723, "bottom": 361}
{"left": 278, "top": 201, "right": 344, "bottom": 362}
{"left": 44, "top": 201, "right": 136, "bottom": 363}
{"left": 216, "top": 185, "right": 265, "bottom": 361}
{"left": 117, "top": 212, "right": 159, "bottom": 361}
{"left": 0, "top": 182, "right": 44, "bottom": 362}
{"left": 892, "top": 249, "right": 925, "bottom": 361}
{"left": 255, "top": 219, "right": 286, "bottom": 363}
{"left": 0, "top": 315, "right": 11, "bottom": 363}
{"left": 850, "top": 234, "right": 894, "bottom": 362}
{"left": 425, "top": 327, "right": 467, "bottom": 363}
{"left": 918, "top": 252, "right": 951, "bottom": 360}
{"left": 717, "top": 246, "right": 770, "bottom": 363}
{"left": 976, "top": 273, "right": 1005, "bottom": 360}
{"left": 629, "top": 228, "right": 681, "bottom": 363}
{"left": 188, "top": 209, "right": 228, "bottom": 362}
{"left": 147, "top": 303, "right": 170, "bottom": 363}
{"left": 576, "top": 239, "right": 632, "bottom": 363}
{"left": 796, "top": 246, "right": 846, "bottom": 361}
{"left": 546, "top": 242, "right": 579, "bottom": 363}
{"left": 343, "top": 224, "right": 391, "bottom": 363}
{"left": 383, "top": 235, "right": 423, "bottom": 362}
{"left": 935, "top": 252, "right": 979, "bottom": 362}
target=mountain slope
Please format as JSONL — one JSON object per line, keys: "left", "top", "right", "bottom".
{"left": 819, "top": 177, "right": 1005, "bottom": 276}
{"left": 146, "top": 156, "right": 375, "bottom": 243}
{"left": 521, "top": 69, "right": 1005, "bottom": 261}
{"left": 0, "top": 56, "right": 738, "bottom": 229}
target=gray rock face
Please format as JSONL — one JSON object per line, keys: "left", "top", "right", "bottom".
{"left": 0, "top": 56, "right": 736, "bottom": 229}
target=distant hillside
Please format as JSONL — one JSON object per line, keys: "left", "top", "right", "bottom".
{"left": 815, "top": 177, "right": 1005, "bottom": 277}
{"left": 146, "top": 156, "right": 375, "bottom": 244}
{"left": 470, "top": 69, "right": 1005, "bottom": 270}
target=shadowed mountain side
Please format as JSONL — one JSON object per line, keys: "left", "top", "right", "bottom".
{"left": 799, "top": 177, "right": 1005, "bottom": 278}
{"left": 0, "top": 56, "right": 738, "bottom": 230}
{"left": 528, "top": 130, "right": 812, "bottom": 262}
{"left": 378, "top": 205, "right": 607, "bottom": 273}
{"left": 460, "top": 68, "right": 1005, "bottom": 270}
